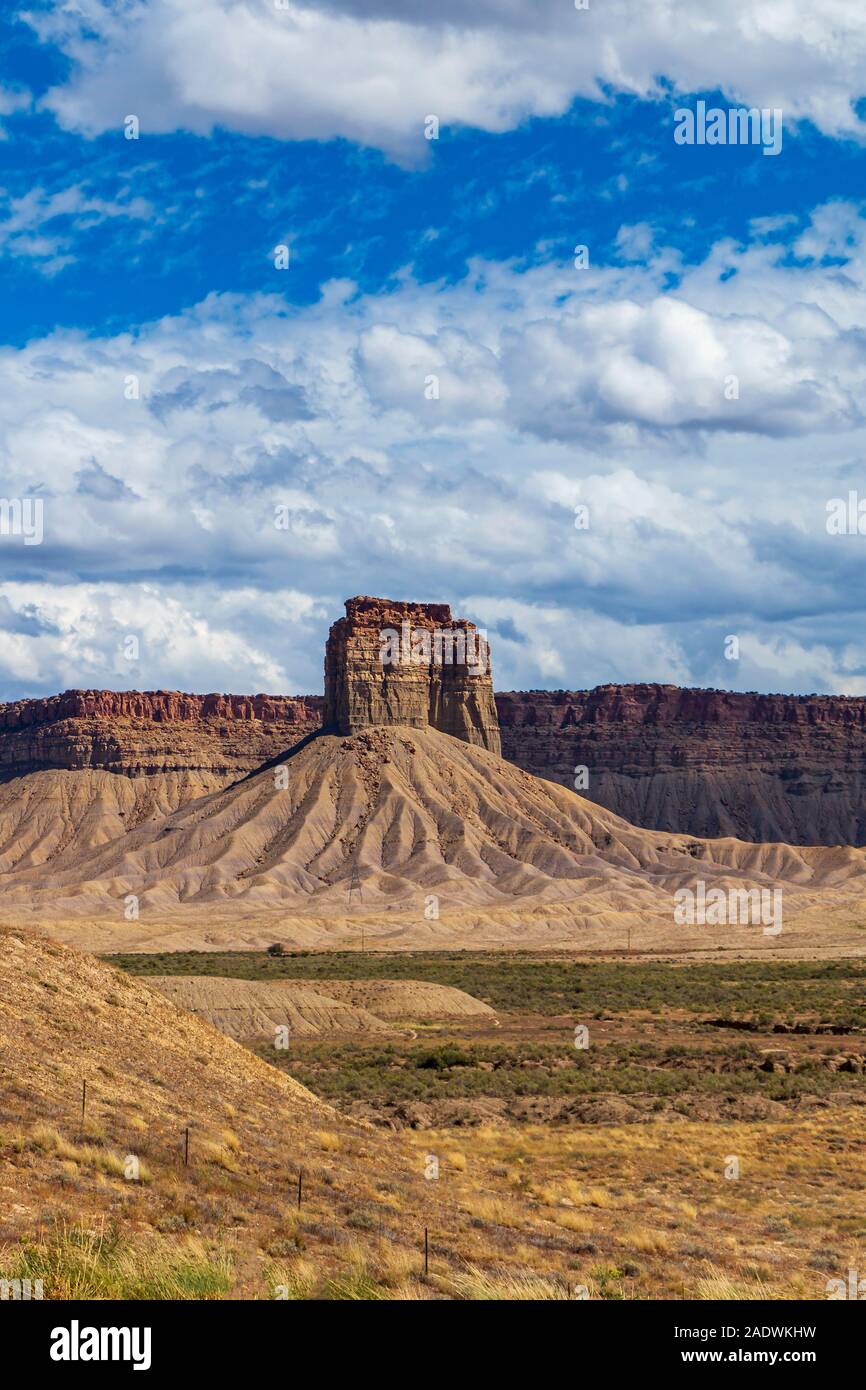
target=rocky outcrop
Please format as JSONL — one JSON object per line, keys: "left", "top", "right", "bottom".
{"left": 3, "top": 663, "right": 866, "bottom": 846}
{"left": 0, "top": 690, "right": 319, "bottom": 729}
{"left": 323, "top": 596, "right": 501, "bottom": 754}
{"left": 496, "top": 685, "right": 866, "bottom": 846}
{"left": 0, "top": 690, "right": 324, "bottom": 779}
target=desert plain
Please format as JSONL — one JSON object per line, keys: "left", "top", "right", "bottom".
{"left": 1, "top": 599, "right": 864, "bottom": 1301}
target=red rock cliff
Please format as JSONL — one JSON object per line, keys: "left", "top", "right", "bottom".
{"left": 0, "top": 690, "right": 324, "bottom": 779}
{"left": 324, "top": 596, "right": 502, "bottom": 754}
{"left": 496, "top": 685, "right": 866, "bottom": 846}
{"left": 3, "top": 675, "right": 866, "bottom": 846}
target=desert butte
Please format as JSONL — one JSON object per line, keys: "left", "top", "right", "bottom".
{"left": 0, "top": 597, "right": 863, "bottom": 957}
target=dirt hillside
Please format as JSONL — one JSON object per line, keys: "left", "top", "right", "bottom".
{"left": 0, "top": 768, "right": 224, "bottom": 871}
{"left": 1, "top": 929, "right": 637, "bottom": 1300}
{"left": 0, "top": 929, "right": 491, "bottom": 1298}
{"left": 146, "top": 976, "right": 495, "bottom": 1039}
{"left": 316, "top": 980, "right": 496, "bottom": 1019}
{"left": 1, "top": 725, "right": 865, "bottom": 954}
{"left": 145, "top": 976, "right": 393, "bottom": 1038}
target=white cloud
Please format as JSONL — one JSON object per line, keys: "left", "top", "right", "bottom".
{"left": 0, "top": 184, "right": 153, "bottom": 274}
{"left": 718, "top": 631, "right": 866, "bottom": 698}
{"left": 1, "top": 202, "right": 866, "bottom": 697}
{"left": 0, "top": 582, "right": 324, "bottom": 694}
{"left": 461, "top": 596, "right": 695, "bottom": 689}
{"left": 357, "top": 323, "right": 507, "bottom": 419}
{"left": 24, "top": 0, "right": 866, "bottom": 159}
{"left": 501, "top": 295, "right": 854, "bottom": 438}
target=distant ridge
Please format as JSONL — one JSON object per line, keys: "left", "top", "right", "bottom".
{"left": 1, "top": 680, "right": 865, "bottom": 844}
{"left": 1, "top": 723, "right": 865, "bottom": 958}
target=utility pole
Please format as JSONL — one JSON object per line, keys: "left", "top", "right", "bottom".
{"left": 348, "top": 857, "right": 363, "bottom": 949}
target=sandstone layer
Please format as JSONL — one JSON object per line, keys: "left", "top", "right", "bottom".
{"left": 1, "top": 674, "right": 866, "bottom": 848}
{"left": 324, "top": 596, "right": 501, "bottom": 754}
{"left": 496, "top": 685, "right": 866, "bottom": 846}
{"left": 0, "top": 689, "right": 323, "bottom": 780}
{"left": 1, "top": 725, "right": 865, "bottom": 961}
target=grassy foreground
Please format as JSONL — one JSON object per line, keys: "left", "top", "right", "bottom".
{"left": 2, "top": 944, "right": 860, "bottom": 1299}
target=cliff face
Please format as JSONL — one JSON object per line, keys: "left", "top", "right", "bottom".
{"left": 324, "top": 596, "right": 502, "bottom": 755}
{"left": 496, "top": 685, "right": 866, "bottom": 846}
{"left": 3, "top": 673, "right": 866, "bottom": 847}
{"left": 0, "top": 690, "right": 324, "bottom": 779}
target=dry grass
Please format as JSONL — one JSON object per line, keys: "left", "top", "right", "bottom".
{"left": 549, "top": 1208, "right": 594, "bottom": 1234}
{"left": 199, "top": 1141, "right": 241, "bottom": 1173}
{"left": 263, "top": 1242, "right": 427, "bottom": 1301}
{"left": 264, "top": 1256, "right": 318, "bottom": 1300}
{"left": 623, "top": 1227, "right": 674, "bottom": 1256}
{"left": 459, "top": 1194, "right": 526, "bottom": 1227}
{"left": 313, "top": 1129, "right": 343, "bottom": 1153}
{"left": 369, "top": 1239, "right": 419, "bottom": 1288}
{"left": 0, "top": 1220, "right": 232, "bottom": 1300}
{"left": 5, "top": 934, "right": 866, "bottom": 1301}
{"left": 436, "top": 1265, "right": 574, "bottom": 1300}
{"left": 404, "top": 1109, "right": 866, "bottom": 1301}
{"left": 29, "top": 1123, "right": 135, "bottom": 1179}
{"left": 694, "top": 1264, "right": 770, "bottom": 1301}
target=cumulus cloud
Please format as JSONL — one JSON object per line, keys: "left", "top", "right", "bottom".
{"left": 24, "top": 0, "right": 866, "bottom": 159}
{"left": 2, "top": 203, "right": 866, "bottom": 698}
{"left": 75, "top": 461, "right": 138, "bottom": 501}
{"left": 0, "top": 582, "right": 326, "bottom": 696}
{"left": 502, "top": 296, "right": 856, "bottom": 438}
{"left": 149, "top": 361, "right": 314, "bottom": 424}
{"left": 357, "top": 323, "right": 507, "bottom": 420}
{"left": 462, "top": 596, "right": 695, "bottom": 689}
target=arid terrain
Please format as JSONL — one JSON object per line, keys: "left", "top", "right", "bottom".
{"left": 6, "top": 0, "right": 866, "bottom": 1336}
{"left": 0, "top": 723, "right": 865, "bottom": 956}
{"left": 3, "top": 932, "right": 864, "bottom": 1301}
{"left": 1, "top": 600, "right": 864, "bottom": 1301}
{"left": 498, "top": 686, "right": 866, "bottom": 847}
{"left": 6, "top": 683, "right": 866, "bottom": 846}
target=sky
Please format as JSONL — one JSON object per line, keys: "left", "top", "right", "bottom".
{"left": 0, "top": 0, "right": 865, "bottom": 701}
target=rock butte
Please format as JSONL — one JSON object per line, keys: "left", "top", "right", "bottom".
{"left": 1, "top": 598, "right": 866, "bottom": 844}
{"left": 323, "top": 596, "right": 501, "bottom": 754}
{"left": 0, "top": 598, "right": 865, "bottom": 954}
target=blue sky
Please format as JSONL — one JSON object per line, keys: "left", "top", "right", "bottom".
{"left": 1, "top": 1, "right": 865, "bottom": 701}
